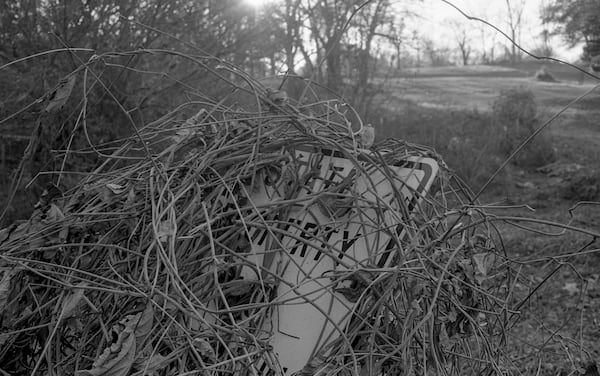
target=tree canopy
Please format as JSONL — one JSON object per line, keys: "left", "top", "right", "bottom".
{"left": 544, "top": 0, "right": 600, "bottom": 59}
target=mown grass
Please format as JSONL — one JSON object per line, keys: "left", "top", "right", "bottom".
{"left": 371, "top": 65, "right": 600, "bottom": 374}
{"left": 368, "top": 86, "right": 556, "bottom": 195}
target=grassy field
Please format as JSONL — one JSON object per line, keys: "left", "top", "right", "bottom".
{"left": 374, "top": 60, "right": 600, "bottom": 180}
{"left": 375, "top": 60, "right": 600, "bottom": 374}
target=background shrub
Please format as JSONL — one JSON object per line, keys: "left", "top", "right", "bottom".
{"left": 491, "top": 87, "right": 556, "bottom": 168}
{"left": 370, "top": 102, "right": 507, "bottom": 191}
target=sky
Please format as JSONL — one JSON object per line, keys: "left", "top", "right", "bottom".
{"left": 244, "top": 0, "right": 584, "bottom": 64}
{"left": 409, "top": 0, "right": 582, "bottom": 62}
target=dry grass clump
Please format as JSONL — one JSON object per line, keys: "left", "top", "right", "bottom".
{"left": 0, "top": 50, "right": 513, "bottom": 376}
{"left": 534, "top": 66, "right": 557, "bottom": 82}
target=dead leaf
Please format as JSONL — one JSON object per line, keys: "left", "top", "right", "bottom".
{"left": 0, "top": 266, "right": 19, "bottom": 313}
{"left": 100, "top": 183, "right": 130, "bottom": 205}
{"left": 133, "top": 304, "right": 154, "bottom": 345}
{"left": 133, "top": 349, "right": 170, "bottom": 376}
{"left": 157, "top": 221, "right": 175, "bottom": 243}
{"left": 35, "top": 184, "right": 63, "bottom": 209}
{"left": 193, "top": 338, "right": 216, "bottom": 362}
{"left": 76, "top": 306, "right": 153, "bottom": 376}
{"left": 184, "top": 108, "right": 207, "bottom": 126}
{"left": 45, "top": 74, "right": 77, "bottom": 113}
{"left": 0, "top": 224, "right": 16, "bottom": 243}
{"left": 472, "top": 253, "right": 495, "bottom": 284}
{"left": 124, "top": 188, "right": 136, "bottom": 209}
{"left": 8, "top": 220, "right": 45, "bottom": 250}
{"left": 447, "top": 309, "right": 458, "bottom": 323}
{"left": 38, "top": 203, "right": 69, "bottom": 248}
{"left": 222, "top": 280, "right": 254, "bottom": 297}
{"left": 106, "top": 183, "right": 128, "bottom": 195}
{"left": 43, "top": 204, "right": 65, "bottom": 223}
{"left": 410, "top": 298, "right": 423, "bottom": 315}
{"left": 171, "top": 128, "right": 193, "bottom": 144}
{"left": 65, "top": 317, "right": 85, "bottom": 333}
{"left": 359, "top": 360, "right": 381, "bottom": 376}
{"left": 60, "top": 284, "right": 87, "bottom": 320}
{"left": 439, "top": 323, "right": 458, "bottom": 351}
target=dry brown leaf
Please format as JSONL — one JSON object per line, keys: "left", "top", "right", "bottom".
{"left": 157, "top": 221, "right": 175, "bottom": 243}
{"left": 359, "top": 360, "right": 381, "bottom": 376}
{"left": 124, "top": 188, "right": 136, "bottom": 209}
{"left": 193, "top": 338, "right": 216, "bottom": 362}
{"left": 45, "top": 74, "right": 77, "bottom": 113}
{"left": 171, "top": 127, "right": 194, "bottom": 144}
{"left": 60, "top": 284, "right": 87, "bottom": 320}
{"left": 0, "top": 266, "right": 19, "bottom": 314}
{"left": 9, "top": 220, "right": 45, "bottom": 249}
{"left": 222, "top": 280, "right": 254, "bottom": 297}
{"left": 472, "top": 253, "right": 495, "bottom": 284}
{"left": 76, "top": 306, "right": 154, "bottom": 376}
{"left": 106, "top": 183, "right": 128, "bottom": 195}
{"left": 100, "top": 183, "right": 129, "bottom": 205}
{"left": 0, "top": 224, "right": 16, "bottom": 243}
{"left": 439, "top": 322, "right": 458, "bottom": 350}
{"left": 133, "top": 304, "right": 154, "bottom": 345}
{"left": 44, "top": 204, "right": 65, "bottom": 223}
{"left": 43, "top": 204, "right": 69, "bottom": 245}
{"left": 133, "top": 346, "right": 171, "bottom": 376}
{"left": 75, "top": 325, "right": 135, "bottom": 376}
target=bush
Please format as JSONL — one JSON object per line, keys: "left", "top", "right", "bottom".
{"left": 368, "top": 101, "right": 507, "bottom": 191}
{"left": 491, "top": 87, "right": 556, "bottom": 168}
{"left": 369, "top": 87, "right": 556, "bottom": 193}
{"left": 561, "top": 170, "right": 600, "bottom": 201}
{"left": 534, "top": 66, "right": 557, "bottom": 82}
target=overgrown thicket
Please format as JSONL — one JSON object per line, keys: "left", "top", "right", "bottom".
{"left": 1, "top": 2, "right": 600, "bottom": 374}
{"left": 0, "top": 49, "right": 519, "bottom": 376}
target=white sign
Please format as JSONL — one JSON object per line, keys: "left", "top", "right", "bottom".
{"left": 244, "top": 146, "right": 438, "bottom": 375}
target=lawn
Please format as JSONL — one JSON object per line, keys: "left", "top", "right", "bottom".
{"left": 373, "top": 60, "right": 600, "bottom": 374}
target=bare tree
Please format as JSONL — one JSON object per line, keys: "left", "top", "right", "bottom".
{"left": 448, "top": 20, "right": 472, "bottom": 65}
{"left": 303, "top": 0, "right": 364, "bottom": 91}
{"left": 504, "top": 0, "right": 526, "bottom": 63}
{"left": 389, "top": 19, "right": 406, "bottom": 70}
{"left": 271, "top": 0, "right": 304, "bottom": 73}
{"left": 351, "top": 0, "right": 393, "bottom": 112}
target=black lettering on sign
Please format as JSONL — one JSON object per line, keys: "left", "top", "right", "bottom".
{"left": 376, "top": 233, "right": 398, "bottom": 268}
{"left": 280, "top": 218, "right": 300, "bottom": 248}
{"left": 336, "top": 230, "right": 361, "bottom": 266}
{"left": 295, "top": 152, "right": 309, "bottom": 167}
{"left": 323, "top": 165, "right": 346, "bottom": 190}
{"left": 252, "top": 225, "right": 270, "bottom": 247}
{"left": 258, "top": 360, "right": 268, "bottom": 376}
{"left": 249, "top": 216, "right": 299, "bottom": 248}
{"left": 313, "top": 226, "right": 339, "bottom": 261}
{"left": 300, "top": 222, "right": 317, "bottom": 258}
{"left": 280, "top": 217, "right": 294, "bottom": 233}
{"left": 289, "top": 221, "right": 317, "bottom": 256}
